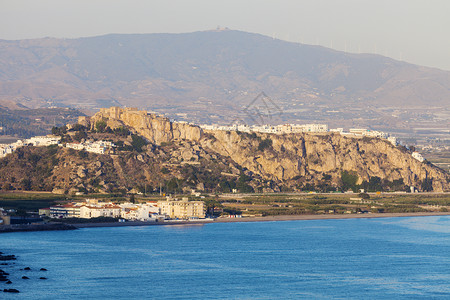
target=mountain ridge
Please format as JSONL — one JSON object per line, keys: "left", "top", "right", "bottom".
{"left": 0, "top": 30, "right": 449, "bottom": 127}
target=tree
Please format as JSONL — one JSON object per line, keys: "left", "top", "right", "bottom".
{"left": 421, "top": 178, "right": 433, "bottom": 192}
{"left": 20, "top": 178, "right": 32, "bottom": 191}
{"left": 131, "top": 135, "right": 148, "bottom": 152}
{"left": 95, "top": 120, "right": 107, "bottom": 133}
{"left": 341, "top": 170, "right": 358, "bottom": 192}
{"left": 358, "top": 192, "right": 370, "bottom": 200}
{"left": 2, "top": 182, "right": 12, "bottom": 191}
{"left": 73, "top": 131, "right": 87, "bottom": 142}
{"left": 258, "top": 138, "right": 273, "bottom": 151}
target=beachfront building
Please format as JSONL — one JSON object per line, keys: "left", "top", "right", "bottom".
{"left": 79, "top": 204, "right": 121, "bottom": 219}
{"left": 158, "top": 198, "right": 205, "bottom": 219}
{"left": 120, "top": 202, "right": 160, "bottom": 221}
{"left": 50, "top": 200, "right": 121, "bottom": 219}
{"left": 50, "top": 204, "right": 81, "bottom": 218}
{"left": 47, "top": 199, "right": 165, "bottom": 220}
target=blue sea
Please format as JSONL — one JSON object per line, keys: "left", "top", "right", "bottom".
{"left": 2, "top": 216, "right": 450, "bottom": 299}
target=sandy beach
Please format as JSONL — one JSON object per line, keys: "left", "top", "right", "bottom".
{"left": 71, "top": 212, "right": 450, "bottom": 229}
{"left": 214, "top": 212, "right": 450, "bottom": 223}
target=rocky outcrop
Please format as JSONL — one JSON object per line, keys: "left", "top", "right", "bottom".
{"left": 77, "top": 107, "right": 449, "bottom": 192}
{"left": 0, "top": 223, "right": 77, "bottom": 233}
{"left": 84, "top": 107, "right": 202, "bottom": 144}
{"left": 1, "top": 107, "right": 448, "bottom": 193}
{"left": 202, "top": 130, "right": 449, "bottom": 192}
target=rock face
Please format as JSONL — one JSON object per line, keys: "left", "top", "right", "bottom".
{"left": 203, "top": 130, "right": 449, "bottom": 192}
{"left": 85, "top": 107, "right": 202, "bottom": 144}
{"left": 1, "top": 107, "right": 448, "bottom": 193}
{"left": 78, "top": 107, "right": 449, "bottom": 192}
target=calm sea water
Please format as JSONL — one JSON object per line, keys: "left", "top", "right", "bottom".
{"left": 2, "top": 216, "right": 450, "bottom": 299}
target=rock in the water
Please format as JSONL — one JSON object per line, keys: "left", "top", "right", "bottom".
{"left": 5, "top": 280, "right": 12, "bottom": 284}
{"left": 0, "top": 254, "right": 16, "bottom": 261}
{"left": 39, "top": 277, "right": 47, "bottom": 280}
{"left": 40, "top": 268, "right": 47, "bottom": 271}
{"left": 3, "top": 288, "right": 20, "bottom": 293}
{"left": 21, "top": 276, "right": 29, "bottom": 279}
{"left": 24, "top": 267, "right": 31, "bottom": 270}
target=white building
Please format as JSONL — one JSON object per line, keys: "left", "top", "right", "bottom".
{"left": 348, "top": 128, "right": 388, "bottom": 139}
{"left": 158, "top": 197, "right": 205, "bottom": 219}
{"left": 25, "top": 135, "right": 61, "bottom": 146}
{"left": 387, "top": 136, "right": 398, "bottom": 146}
{"left": 66, "top": 143, "right": 85, "bottom": 150}
{"left": 79, "top": 204, "right": 121, "bottom": 218}
{"left": 412, "top": 152, "right": 425, "bottom": 162}
{"left": 119, "top": 202, "right": 159, "bottom": 221}
{"left": 65, "top": 140, "right": 115, "bottom": 154}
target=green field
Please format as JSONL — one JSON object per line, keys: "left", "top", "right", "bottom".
{"left": 1, "top": 191, "right": 449, "bottom": 217}
{"left": 217, "top": 193, "right": 450, "bottom": 216}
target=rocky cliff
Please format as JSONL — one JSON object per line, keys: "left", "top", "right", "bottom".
{"left": 83, "top": 107, "right": 202, "bottom": 144}
{"left": 73, "top": 107, "right": 449, "bottom": 193}
{"left": 203, "top": 130, "right": 448, "bottom": 192}
{"left": 0, "top": 107, "right": 448, "bottom": 194}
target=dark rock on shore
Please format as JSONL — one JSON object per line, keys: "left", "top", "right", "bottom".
{"left": 0, "top": 254, "right": 16, "bottom": 261}
{"left": 0, "top": 223, "right": 77, "bottom": 233}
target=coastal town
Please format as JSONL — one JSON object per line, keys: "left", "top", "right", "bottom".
{"left": 0, "top": 196, "right": 207, "bottom": 228}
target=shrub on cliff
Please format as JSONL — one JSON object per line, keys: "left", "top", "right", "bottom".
{"left": 131, "top": 135, "right": 148, "bottom": 152}
{"left": 258, "top": 138, "right": 273, "bottom": 151}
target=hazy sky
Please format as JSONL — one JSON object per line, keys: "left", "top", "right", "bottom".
{"left": 1, "top": 0, "right": 450, "bottom": 70}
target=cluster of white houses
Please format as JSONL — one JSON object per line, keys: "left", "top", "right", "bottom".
{"left": 0, "top": 135, "right": 61, "bottom": 158}
{"left": 199, "top": 123, "right": 398, "bottom": 146}
{"left": 200, "top": 123, "right": 329, "bottom": 134}
{"left": 0, "top": 121, "right": 425, "bottom": 163}
{"left": 0, "top": 134, "right": 115, "bottom": 158}
{"left": 40, "top": 198, "right": 206, "bottom": 221}
{"left": 66, "top": 140, "right": 115, "bottom": 154}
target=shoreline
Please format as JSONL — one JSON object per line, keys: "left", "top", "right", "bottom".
{"left": 75, "top": 211, "right": 450, "bottom": 228}
{"left": 213, "top": 211, "right": 450, "bottom": 223}
{"left": 1, "top": 212, "right": 449, "bottom": 232}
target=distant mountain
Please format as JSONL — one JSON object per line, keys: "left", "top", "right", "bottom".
{"left": 0, "top": 30, "right": 449, "bottom": 126}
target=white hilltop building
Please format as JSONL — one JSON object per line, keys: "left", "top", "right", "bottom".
{"left": 412, "top": 151, "right": 425, "bottom": 162}
{"left": 199, "top": 122, "right": 400, "bottom": 146}
{"left": 347, "top": 128, "right": 388, "bottom": 139}
{"left": 0, "top": 135, "right": 60, "bottom": 158}
{"left": 66, "top": 140, "right": 115, "bottom": 154}
{"left": 200, "top": 123, "right": 328, "bottom": 134}
{"left": 24, "top": 135, "right": 61, "bottom": 146}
